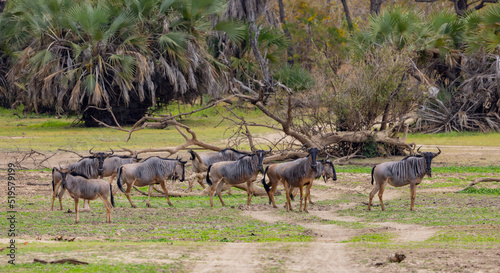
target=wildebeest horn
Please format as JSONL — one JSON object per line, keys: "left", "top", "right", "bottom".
{"left": 267, "top": 145, "right": 272, "bottom": 153}
{"left": 89, "top": 147, "right": 95, "bottom": 155}
{"left": 417, "top": 146, "right": 422, "bottom": 154}
{"left": 325, "top": 154, "right": 329, "bottom": 161}
{"left": 108, "top": 147, "right": 114, "bottom": 155}
{"left": 434, "top": 147, "right": 441, "bottom": 156}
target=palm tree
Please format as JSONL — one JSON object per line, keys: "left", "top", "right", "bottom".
{"left": 1, "top": 0, "right": 246, "bottom": 125}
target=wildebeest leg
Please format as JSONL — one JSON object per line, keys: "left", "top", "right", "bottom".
{"left": 268, "top": 179, "right": 279, "bottom": 208}
{"left": 197, "top": 177, "right": 206, "bottom": 189}
{"left": 308, "top": 184, "right": 314, "bottom": 204}
{"left": 82, "top": 200, "right": 91, "bottom": 211}
{"left": 125, "top": 180, "right": 137, "bottom": 208}
{"left": 215, "top": 179, "right": 226, "bottom": 206}
{"left": 51, "top": 183, "right": 58, "bottom": 211}
{"left": 303, "top": 181, "right": 313, "bottom": 213}
{"left": 74, "top": 198, "right": 80, "bottom": 224}
{"left": 283, "top": 180, "right": 293, "bottom": 212}
{"left": 209, "top": 183, "right": 216, "bottom": 207}
{"left": 368, "top": 181, "right": 381, "bottom": 211}
{"left": 53, "top": 184, "right": 65, "bottom": 211}
{"left": 159, "top": 180, "right": 174, "bottom": 207}
{"left": 146, "top": 185, "right": 153, "bottom": 207}
{"left": 298, "top": 185, "right": 305, "bottom": 212}
{"left": 378, "top": 181, "right": 387, "bottom": 211}
{"left": 410, "top": 182, "right": 417, "bottom": 211}
{"left": 100, "top": 195, "right": 112, "bottom": 223}
{"left": 246, "top": 180, "right": 254, "bottom": 206}
{"left": 290, "top": 187, "right": 297, "bottom": 201}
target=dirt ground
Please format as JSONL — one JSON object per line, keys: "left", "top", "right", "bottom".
{"left": 1, "top": 145, "right": 500, "bottom": 272}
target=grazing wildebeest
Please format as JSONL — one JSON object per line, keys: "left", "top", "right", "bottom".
{"left": 54, "top": 167, "right": 114, "bottom": 224}
{"left": 50, "top": 148, "right": 115, "bottom": 210}
{"left": 188, "top": 148, "right": 252, "bottom": 190}
{"left": 290, "top": 156, "right": 338, "bottom": 204}
{"left": 368, "top": 147, "right": 441, "bottom": 211}
{"left": 117, "top": 156, "right": 186, "bottom": 208}
{"left": 261, "top": 148, "right": 319, "bottom": 212}
{"left": 205, "top": 148, "right": 271, "bottom": 207}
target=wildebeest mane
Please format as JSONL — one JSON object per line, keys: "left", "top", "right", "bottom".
{"left": 69, "top": 158, "right": 98, "bottom": 179}
{"left": 220, "top": 148, "right": 252, "bottom": 156}
{"left": 388, "top": 157, "right": 426, "bottom": 180}
{"left": 109, "top": 155, "right": 134, "bottom": 159}
{"left": 227, "top": 155, "right": 259, "bottom": 181}
{"left": 401, "top": 154, "right": 423, "bottom": 161}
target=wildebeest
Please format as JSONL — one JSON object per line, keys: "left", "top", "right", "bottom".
{"left": 188, "top": 148, "right": 252, "bottom": 190}
{"left": 54, "top": 167, "right": 114, "bottom": 224}
{"left": 368, "top": 147, "right": 441, "bottom": 211}
{"left": 261, "top": 148, "right": 319, "bottom": 212}
{"left": 50, "top": 148, "right": 117, "bottom": 210}
{"left": 205, "top": 148, "right": 271, "bottom": 207}
{"left": 101, "top": 154, "right": 141, "bottom": 193}
{"left": 117, "top": 156, "right": 187, "bottom": 208}
{"left": 290, "top": 157, "right": 338, "bottom": 204}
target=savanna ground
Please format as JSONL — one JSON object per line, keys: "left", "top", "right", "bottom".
{"left": 1, "top": 107, "right": 500, "bottom": 272}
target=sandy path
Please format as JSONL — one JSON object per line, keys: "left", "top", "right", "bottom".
{"left": 191, "top": 243, "right": 263, "bottom": 273}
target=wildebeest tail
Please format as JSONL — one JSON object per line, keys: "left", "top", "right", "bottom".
{"left": 117, "top": 166, "right": 125, "bottom": 193}
{"left": 51, "top": 167, "right": 55, "bottom": 192}
{"left": 261, "top": 166, "right": 270, "bottom": 193}
{"left": 110, "top": 184, "right": 115, "bottom": 207}
{"left": 188, "top": 149, "right": 196, "bottom": 160}
{"left": 206, "top": 165, "right": 213, "bottom": 186}
{"left": 371, "top": 165, "right": 376, "bottom": 185}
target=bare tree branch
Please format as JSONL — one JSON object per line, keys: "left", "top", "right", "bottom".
{"left": 457, "top": 177, "right": 500, "bottom": 192}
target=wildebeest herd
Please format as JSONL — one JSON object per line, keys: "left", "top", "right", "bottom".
{"left": 50, "top": 146, "right": 441, "bottom": 223}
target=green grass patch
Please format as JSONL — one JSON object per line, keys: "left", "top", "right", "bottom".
{"left": 343, "top": 232, "right": 394, "bottom": 243}
{"left": 0, "top": 106, "right": 277, "bottom": 152}
{"left": 16, "top": 194, "right": 311, "bottom": 243}
{"left": 0, "top": 263, "right": 180, "bottom": 273}
{"left": 29, "top": 120, "right": 73, "bottom": 128}
{"left": 338, "top": 193, "right": 500, "bottom": 227}
{"left": 459, "top": 187, "right": 500, "bottom": 195}
{"left": 428, "top": 228, "right": 500, "bottom": 245}
{"left": 336, "top": 165, "right": 500, "bottom": 174}
{"left": 323, "top": 219, "right": 370, "bottom": 229}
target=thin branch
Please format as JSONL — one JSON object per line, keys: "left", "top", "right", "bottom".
{"left": 91, "top": 116, "right": 129, "bottom": 133}
{"left": 457, "top": 177, "right": 500, "bottom": 192}
{"left": 57, "top": 148, "right": 86, "bottom": 158}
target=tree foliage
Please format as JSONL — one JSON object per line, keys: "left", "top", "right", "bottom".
{"left": 0, "top": 0, "right": 246, "bottom": 125}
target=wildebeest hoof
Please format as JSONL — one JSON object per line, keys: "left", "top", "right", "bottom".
{"left": 146, "top": 203, "right": 151, "bottom": 208}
